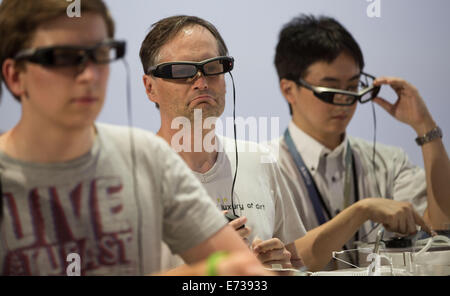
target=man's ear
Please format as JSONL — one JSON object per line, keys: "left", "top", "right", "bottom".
{"left": 279, "top": 78, "right": 299, "bottom": 105}
{"left": 2, "top": 59, "right": 26, "bottom": 99}
{"left": 142, "top": 74, "right": 159, "bottom": 105}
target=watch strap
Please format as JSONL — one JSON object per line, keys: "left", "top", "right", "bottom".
{"left": 415, "top": 126, "right": 442, "bottom": 146}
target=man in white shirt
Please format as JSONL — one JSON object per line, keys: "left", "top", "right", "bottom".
{"left": 271, "top": 14, "right": 449, "bottom": 252}
{"left": 140, "top": 15, "right": 311, "bottom": 270}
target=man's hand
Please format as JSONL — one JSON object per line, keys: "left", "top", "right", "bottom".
{"left": 373, "top": 77, "right": 436, "bottom": 136}
{"left": 373, "top": 77, "right": 436, "bottom": 135}
{"left": 223, "top": 211, "right": 251, "bottom": 245}
{"left": 252, "top": 237, "right": 292, "bottom": 269}
{"left": 358, "top": 198, "right": 433, "bottom": 235}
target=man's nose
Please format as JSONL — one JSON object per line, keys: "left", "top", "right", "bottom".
{"left": 334, "top": 93, "right": 355, "bottom": 105}
{"left": 190, "top": 71, "right": 208, "bottom": 90}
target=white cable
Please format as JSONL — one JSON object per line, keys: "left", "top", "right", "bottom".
{"left": 415, "top": 235, "right": 450, "bottom": 257}
{"left": 332, "top": 249, "right": 369, "bottom": 269}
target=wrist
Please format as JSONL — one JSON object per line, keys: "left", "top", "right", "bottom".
{"left": 354, "top": 199, "right": 371, "bottom": 222}
{"left": 415, "top": 125, "right": 442, "bottom": 146}
{"left": 413, "top": 118, "right": 436, "bottom": 136}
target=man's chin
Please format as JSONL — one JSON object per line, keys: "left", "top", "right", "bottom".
{"left": 189, "top": 100, "right": 213, "bottom": 109}
{"left": 187, "top": 105, "right": 223, "bottom": 119}
{"left": 325, "top": 125, "right": 348, "bottom": 137}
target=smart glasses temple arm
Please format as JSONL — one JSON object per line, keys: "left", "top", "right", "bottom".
{"left": 361, "top": 71, "right": 376, "bottom": 80}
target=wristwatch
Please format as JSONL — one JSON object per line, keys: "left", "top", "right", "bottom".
{"left": 415, "top": 126, "right": 442, "bottom": 146}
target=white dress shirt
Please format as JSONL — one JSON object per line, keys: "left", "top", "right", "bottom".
{"left": 269, "top": 120, "right": 428, "bottom": 242}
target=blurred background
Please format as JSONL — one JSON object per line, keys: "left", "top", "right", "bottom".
{"left": 1, "top": 0, "right": 449, "bottom": 167}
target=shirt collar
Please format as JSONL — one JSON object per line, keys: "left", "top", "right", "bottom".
{"left": 287, "top": 121, "right": 349, "bottom": 172}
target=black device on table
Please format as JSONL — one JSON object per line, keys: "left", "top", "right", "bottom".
{"left": 383, "top": 230, "right": 450, "bottom": 249}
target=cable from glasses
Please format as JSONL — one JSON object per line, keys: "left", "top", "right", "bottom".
{"left": 229, "top": 72, "right": 239, "bottom": 218}
{"left": 359, "top": 100, "right": 383, "bottom": 241}
{"left": 219, "top": 71, "right": 244, "bottom": 228}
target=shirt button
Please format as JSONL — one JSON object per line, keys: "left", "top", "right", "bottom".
{"left": 331, "top": 176, "right": 336, "bottom": 182}
{"left": 311, "top": 167, "right": 315, "bottom": 171}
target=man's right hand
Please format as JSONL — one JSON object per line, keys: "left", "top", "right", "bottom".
{"left": 223, "top": 211, "right": 252, "bottom": 244}
{"left": 358, "top": 198, "right": 433, "bottom": 235}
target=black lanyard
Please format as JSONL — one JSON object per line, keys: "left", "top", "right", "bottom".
{"left": 284, "top": 129, "right": 359, "bottom": 226}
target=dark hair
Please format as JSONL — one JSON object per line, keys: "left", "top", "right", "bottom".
{"left": 274, "top": 14, "right": 364, "bottom": 114}
{"left": 0, "top": 0, "right": 115, "bottom": 102}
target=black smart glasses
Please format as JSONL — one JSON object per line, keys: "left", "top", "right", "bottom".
{"left": 147, "top": 56, "right": 234, "bottom": 79}
{"left": 14, "top": 39, "right": 126, "bottom": 67}
{"left": 297, "top": 72, "right": 381, "bottom": 106}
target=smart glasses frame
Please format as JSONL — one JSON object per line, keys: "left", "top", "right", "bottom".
{"left": 147, "top": 56, "right": 234, "bottom": 79}
{"left": 297, "top": 72, "right": 380, "bottom": 106}
{"left": 13, "top": 39, "right": 126, "bottom": 67}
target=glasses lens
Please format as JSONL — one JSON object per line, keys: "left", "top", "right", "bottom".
{"left": 171, "top": 64, "right": 198, "bottom": 78}
{"left": 51, "top": 48, "right": 86, "bottom": 66}
{"left": 93, "top": 43, "right": 116, "bottom": 63}
{"left": 360, "top": 89, "right": 374, "bottom": 103}
{"left": 358, "top": 73, "right": 378, "bottom": 103}
{"left": 203, "top": 59, "right": 225, "bottom": 75}
{"left": 316, "top": 92, "right": 335, "bottom": 104}
{"left": 360, "top": 85, "right": 380, "bottom": 103}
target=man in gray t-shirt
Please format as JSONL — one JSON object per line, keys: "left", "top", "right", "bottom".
{"left": 0, "top": 124, "right": 231, "bottom": 275}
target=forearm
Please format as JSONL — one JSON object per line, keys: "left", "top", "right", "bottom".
{"left": 416, "top": 121, "right": 450, "bottom": 227}
{"left": 421, "top": 139, "right": 450, "bottom": 227}
{"left": 294, "top": 201, "right": 368, "bottom": 271}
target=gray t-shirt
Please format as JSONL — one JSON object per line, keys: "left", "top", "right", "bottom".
{"left": 0, "top": 123, "right": 227, "bottom": 275}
